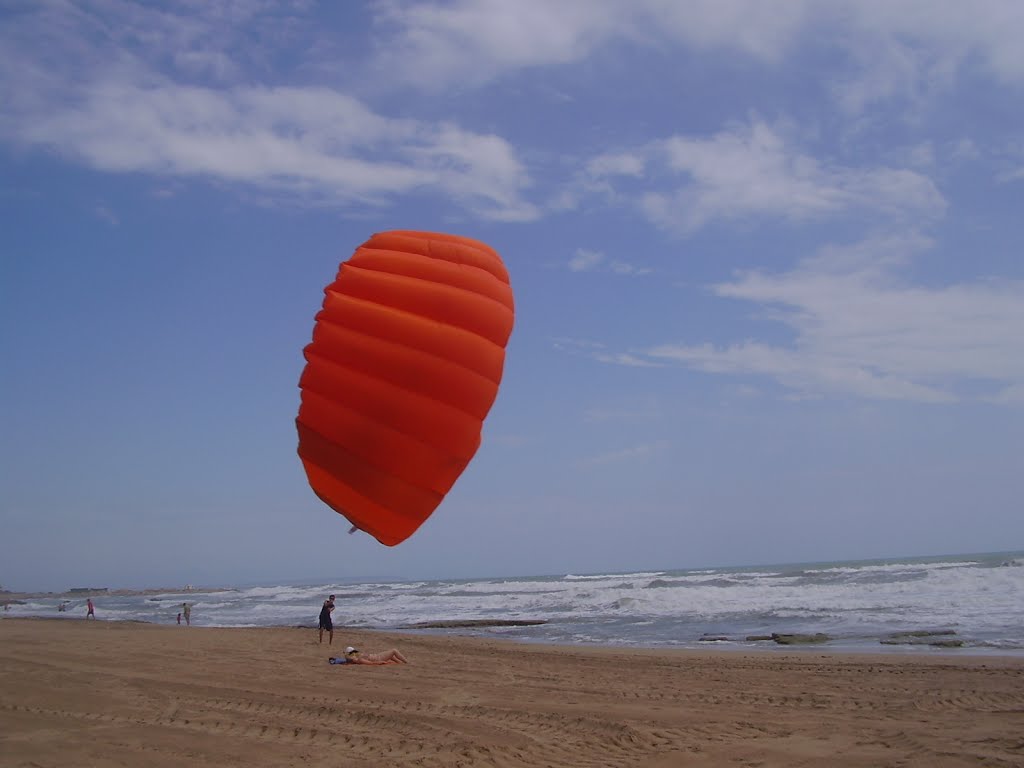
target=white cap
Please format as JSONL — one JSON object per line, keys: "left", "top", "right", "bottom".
{"left": 345, "top": 646, "right": 358, "bottom": 654}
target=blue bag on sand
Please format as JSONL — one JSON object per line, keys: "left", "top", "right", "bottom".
{"left": 328, "top": 657, "right": 348, "bottom": 664}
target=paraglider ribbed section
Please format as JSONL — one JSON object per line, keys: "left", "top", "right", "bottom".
{"left": 296, "top": 231, "right": 514, "bottom": 546}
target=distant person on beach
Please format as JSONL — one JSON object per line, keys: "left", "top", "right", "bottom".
{"left": 86, "top": 598, "right": 95, "bottom": 619}
{"left": 343, "top": 646, "right": 409, "bottom": 665}
{"left": 177, "top": 611, "right": 181, "bottom": 625}
{"left": 182, "top": 602, "right": 191, "bottom": 626}
{"left": 318, "top": 595, "right": 335, "bottom": 644}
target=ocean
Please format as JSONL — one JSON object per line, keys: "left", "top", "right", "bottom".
{"left": 8, "top": 551, "right": 1023, "bottom": 655}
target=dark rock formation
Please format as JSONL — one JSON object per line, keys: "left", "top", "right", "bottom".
{"left": 881, "top": 630, "right": 963, "bottom": 648}
{"left": 771, "top": 633, "right": 830, "bottom": 645}
{"left": 405, "top": 619, "right": 547, "bottom": 629}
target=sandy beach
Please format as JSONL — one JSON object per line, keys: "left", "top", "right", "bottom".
{"left": 1, "top": 618, "right": 1022, "bottom": 767}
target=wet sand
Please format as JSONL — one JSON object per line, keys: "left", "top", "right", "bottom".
{"left": 2, "top": 617, "right": 1022, "bottom": 767}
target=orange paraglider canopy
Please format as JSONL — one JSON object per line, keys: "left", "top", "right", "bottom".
{"left": 296, "top": 231, "right": 514, "bottom": 546}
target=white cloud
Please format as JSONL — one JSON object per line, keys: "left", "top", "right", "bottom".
{"left": 405, "top": 124, "right": 538, "bottom": 220}
{"left": 578, "top": 440, "right": 670, "bottom": 467}
{"left": 0, "top": 2, "right": 537, "bottom": 220}
{"left": 592, "top": 120, "right": 946, "bottom": 234}
{"left": 2, "top": 2, "right": 1018, "bottom": 224}
{"left": 586, "top": 152, "right": 645, "bottom": 178}
{"left": 986, "top": 384, "right": 1024, "bottom": 404}
{"left": 582, "top": 399, "right": 661, "bottom": 424}
{"left": 829, "top": 1, "right": 1024, "bottom": 113}
{"left": 643, "top": 0, "right": 809, "bottom": 60}
{"left": 997, "top": 167, "right": 1024, "bottom": 183}
{"left": 635, "top": 234, "right": 1024, "bottom": 403}
{"left": 906, "top": 142, "right": 936, "bottom": 168}
{"left": 93, "top": 204, "right": 120, "bottom": 226}
{"left": 949, "top": 139, "right": 981, "bottom": 162}
{"left": 608, "top": 261, "right": 652, "bottom": 276}
{"left": 568, "top": 248, "right": 651, "bottom": 275}
{"left": 1, "top": 76, "right": 537, "bottom": 218}
{"left": 173, "top": 50, "right": 241, "bottom": 82}
{"left": 593, "top": 351, "right": 662, "bottom": 368}
{"left": 827, "top": 29, "right": 943, "bottom": 116}
{"left": 372, "top": 0, "right": 634, "bottom": 88}
{"left": 371, "top": 0, "right": 1024, "bottom": 98}
{"left": 647, "top": 341, "right": 957, "bottom": 403}
{"left": 371, "top": 0, "right": 818, "bottom": 88}
{"left": 553, "top": 338, "right": 662, "bottom": 368}
{"left": 569, "top": 249, "right": 605, "bottom": 272}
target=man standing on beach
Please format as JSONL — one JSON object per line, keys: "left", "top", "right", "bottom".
{"left": 182, "top": 602, "right": 191, "bottom": 626}
{"left": 86, "top": 598, "right": 95, "bottom": 619}
{"left": 318, "top": 595, "right": 335, "bottom": 644}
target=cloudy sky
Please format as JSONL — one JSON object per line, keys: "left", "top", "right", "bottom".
{"left": 2, "top": 0, "right": 1022, "bottom": 592}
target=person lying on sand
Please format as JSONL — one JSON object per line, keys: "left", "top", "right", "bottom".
{"left": 333, "top": 645, "right": 409, "bottom": 665}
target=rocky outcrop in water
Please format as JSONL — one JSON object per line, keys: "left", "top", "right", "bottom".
{"left": 694, "top": 632, "right": 832, "bottom": 644}
{"left": 771, "top": 633, "right": 830, "bottom": 645}
{"left": 880, "top": 630, "right": 964, "bottom": 648}
{"left": 405, "top": 619, "right": 547, "bottom": 629}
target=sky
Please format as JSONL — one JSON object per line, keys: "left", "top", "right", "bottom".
{"left": 2, "top": 0, "right": 1023, "bottom": 593}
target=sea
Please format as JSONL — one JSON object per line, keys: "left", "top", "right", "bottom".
{"left": 8, "top": 551, "right": 1024, "bottom": 655}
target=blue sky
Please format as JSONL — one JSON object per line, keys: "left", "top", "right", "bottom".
{"left": 2, "top": 1, "right": 1022, "bottom": 592}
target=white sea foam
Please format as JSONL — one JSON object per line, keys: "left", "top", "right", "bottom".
{"left": 564, "top": 571, "right": 665, "bottom": 581}
{"left": 6, "top": 552, "right": 1022, "bottom": 653}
